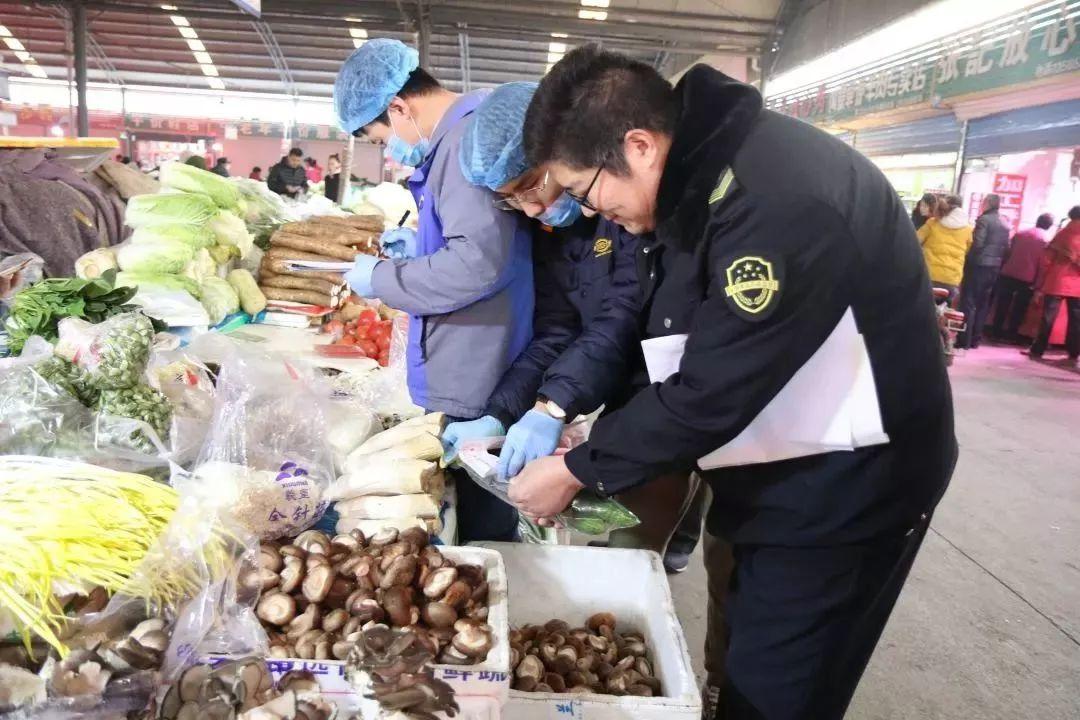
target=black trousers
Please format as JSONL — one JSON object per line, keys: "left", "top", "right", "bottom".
{"left": 958, "top": 266, "right": 999, "bottom": 348}
{"left": 722, "top": 514, "right": 933, "bottom": 720}
{"left": 990, "top": 275, "right": 1034, "bottom": 340}
{"left": 1030, "top": 295, "right": 1080, "bottom": 359}
{"left": 445, "top": 414, "right": 520, "bottom": 543}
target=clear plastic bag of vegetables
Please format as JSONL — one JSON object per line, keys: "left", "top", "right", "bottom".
{"left": 177, "top": 339, "right": 336, "bottom": 541}
{"left": 451, "top": 438, "right": 640, "bottom": 536}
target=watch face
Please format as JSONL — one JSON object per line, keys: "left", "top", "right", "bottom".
{"left": 546, "top": 401, "right": 567, "bottom": 419}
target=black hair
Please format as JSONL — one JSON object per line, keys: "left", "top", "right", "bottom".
{"left": 216, "top": 157, "right": 229, "bottom": 165}
{"left": 364, "top": 67, "right": 443, "bottom": 130}
{"left": 328, "top": 153, "right": 340, "bottom": 162}
{"left": 1069, "top": 205, "right": 1080, "bottom": 221}
{"left": 305, "top": 157, "right": 316, "bottom": 166}
{"left": 288, "top": 147, "right": 304, "bottom": 158}
{"left": 983, "top": 193, "right": 1001, "bottom": 212}
{"left": 523, "top": 45, "right": 678, "bottom": 175}
{"left": 252, "top": 166, "right": 262, "bottom": 172}
{"left": 1036, "top": 213, "right": 1054, "bottom": 230}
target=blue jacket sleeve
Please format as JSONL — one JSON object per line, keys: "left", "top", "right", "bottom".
{"left": 538, "top": 227, "right": 642, "bottom": 418}
{"left": 484, "top": 235, "right": 581, "bottom": 427}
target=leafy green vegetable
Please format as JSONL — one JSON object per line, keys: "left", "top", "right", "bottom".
{"left": 199, "top": 276, "right": 240, "bottom": 325}
{"left": 159, "top": 161, "right": 241, "bottom": 211}
{"left": 208, "top": 210, "right": 254, "bottom": 257}
{"left": 2, "top": 270, "right": 137, "bottom": 353}
{"left": 116, "top": 239, "right": 196, "bottom": 274}
{"left": 130, "top": 223, "right": 216, "bottom": 250}
{"left": 116, "top": 271, "right": 201, "bottom": 299}
{"left": 125, "top": 192, "right": 220, "bottom": 228}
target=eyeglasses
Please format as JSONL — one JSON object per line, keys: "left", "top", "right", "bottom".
{"left": 565, "top": 162, "right": 604, "bottom": 212}
{"left": 494, "top": 171, "right": 549, "bottom": 212}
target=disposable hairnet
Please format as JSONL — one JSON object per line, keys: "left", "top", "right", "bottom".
{"left": 459, "top": 81, "right": 539, "bottom": 190}
{"left": 333, "top": 39, "right": 420, "bottom": 134}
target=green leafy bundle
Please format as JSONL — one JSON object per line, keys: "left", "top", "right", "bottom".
{"left": 2, "top": 269, "right": 137, "bottom": 353}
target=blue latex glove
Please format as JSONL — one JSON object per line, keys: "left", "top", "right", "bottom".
{"left": 498, "top": 409, "right": 563, "bottom": 481}
{"left": 345, "top": 254, "right": 380, "bottom": 297}
{"left": 380, "top": 227, "right": 418, "bottom": 259}
{"left": 442, "top": 415, "right": 505, "bottom": 463}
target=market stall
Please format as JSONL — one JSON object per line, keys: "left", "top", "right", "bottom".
{"left": 0, "top": 160, "right": 694, "bottom": 719}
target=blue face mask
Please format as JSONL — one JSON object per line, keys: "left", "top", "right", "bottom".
{"left": 386, "top": 112, "right": 430, "bottom": 167}
{"left": 537, "top": 193, "right": 582, "bottom": 228}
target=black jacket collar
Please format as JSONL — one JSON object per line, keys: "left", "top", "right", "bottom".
{"left": 655, "top": 65, "right": 763, "bottom": 249}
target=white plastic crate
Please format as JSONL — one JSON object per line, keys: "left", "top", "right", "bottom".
{"left": 476, "top": 543, "right": 701, "bottom": 720}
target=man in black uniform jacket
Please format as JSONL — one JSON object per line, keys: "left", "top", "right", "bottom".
{"left": 508, "top": 46, "right": 958, "bottom": 719}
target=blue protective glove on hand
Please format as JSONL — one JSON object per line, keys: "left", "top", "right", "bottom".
{"left": 442, "top": 415, "right": 506, "bottom": 464}
{"left": 380, "top": 227, "right": 418, "bottom": 259}
{"left": 498, "top": 409, "right": 563, "bottom": 481}
{"left": 345, "top": 253, "right": 380, "bottom": 297}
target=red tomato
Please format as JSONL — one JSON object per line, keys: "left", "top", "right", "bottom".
{"left": 337, "top": 334, "right": 358, "bottom": 346}
{"left": 357, "top": 339, "right": 379, "bottom": 357}
{"left": 372, "top": 323, "right": 392, "bottom": 349}
{"left": 353, "top": 321, "right": 372, "bottom": 340}
{"left": 377, "top": 351, "right": 390, "bottom": 367}
{"left": 358, "top": 308, "right": 379, "bottom": 325}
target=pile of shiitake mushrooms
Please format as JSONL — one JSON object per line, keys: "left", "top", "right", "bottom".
{"left": 245, "top": 527, "right": 494, "bottom": 665}
{"left": 510, "top": 613, "right": 661, "bottom": 697}
{"left": 158, "top": 660, "right": 337, "bottom": 720}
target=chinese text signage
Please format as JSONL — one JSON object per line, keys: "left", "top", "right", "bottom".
{"left": 769, "top": 3, "right": 1080, "bottom": 124}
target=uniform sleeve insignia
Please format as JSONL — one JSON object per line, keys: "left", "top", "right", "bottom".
{"left": 593, "top": 237, "right": 612, "bottom": 257}
{"left": 723, "top": 255, "right": 781, "bottom": 320}
{"left": 708, "top": 168, "right": 736, "bottom": 205}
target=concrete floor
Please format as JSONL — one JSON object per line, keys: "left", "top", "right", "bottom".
{"left": 667, "top": 343, "right": 1080, "bottom": 719}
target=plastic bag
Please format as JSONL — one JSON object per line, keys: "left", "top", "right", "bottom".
{"left": 452, "top": 438, "right": 640, "bottom": 536}
{"left": 327, "top": 312, "right": 422, "bottom": 421}
{"left": 54, "top": 312, "right": 155, "bottom": 390}
{"left": 325, "top": 396, "right": 382, "bottom": 475}
{"left": 181, "top": 339, "right": 336, "bottom": 541}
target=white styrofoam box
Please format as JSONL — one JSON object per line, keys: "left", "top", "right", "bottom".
{"left": 476, "top": 543, "right": 701, "bottom": 720}
{"left": 205, "top": 545, "right": 509, "bottom": 714}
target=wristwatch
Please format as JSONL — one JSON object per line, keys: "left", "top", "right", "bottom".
{"left": 537, "top": 396, "right": 567, "bottom": 421}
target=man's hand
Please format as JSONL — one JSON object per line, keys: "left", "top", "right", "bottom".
{"left": 508, "top": 454, "right": 583, "bottom": 521}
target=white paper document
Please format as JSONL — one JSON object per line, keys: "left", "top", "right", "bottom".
{"left": 639, "top": 308, "right": 889, "bottom": 470}
{"left": 283, "top": 259, "right": 353, "bottom": 272}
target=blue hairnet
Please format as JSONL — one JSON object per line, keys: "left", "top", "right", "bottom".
{"left": 333, "top": 39, "right": 420, "bottom": 134}
{"left": 459, "top": 81, "right": 539, "bottom": 190}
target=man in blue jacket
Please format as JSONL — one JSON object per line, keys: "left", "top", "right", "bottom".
{"left": 443, "top": 82, "right": 705, "bottom": 564}
{"left": 333, "top": 39, "right": 533, "bottom": 543}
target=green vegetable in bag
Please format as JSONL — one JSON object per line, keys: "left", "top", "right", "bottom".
{"left": 561, "top": 491, "right": 639, "bottom": 535}
{"left": 99, "top": 384, "right": 172, "bottom": 452}
{"left": 35, "top": 356, "right": 100, "bottom": 407}
{"left": 62, "top": 312, "right": 156, "bottom": 390}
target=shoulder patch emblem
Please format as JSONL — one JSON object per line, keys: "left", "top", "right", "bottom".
{"left": 593, "top": 237, "right": 612, "bottom": 257}
{"left": 724, "top": 255, "right": 780, "bottom": 319}
{"left": 708, "top": 168, "right": 736, "bottom": 205}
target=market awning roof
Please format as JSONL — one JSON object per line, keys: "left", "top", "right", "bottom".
{"left": 0, "top": 0, "right": 782, "bottom": 97}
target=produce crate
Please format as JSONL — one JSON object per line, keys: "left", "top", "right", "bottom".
{"left": 476, "top": 543, "right": 701, "bottom": 720}
{"left": 209, "top": 545, "right": 510, "bottom": 714}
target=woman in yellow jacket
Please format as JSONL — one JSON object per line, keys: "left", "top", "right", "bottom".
{"left": 917, "top": 194, "right": 973, "bottom": 303}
